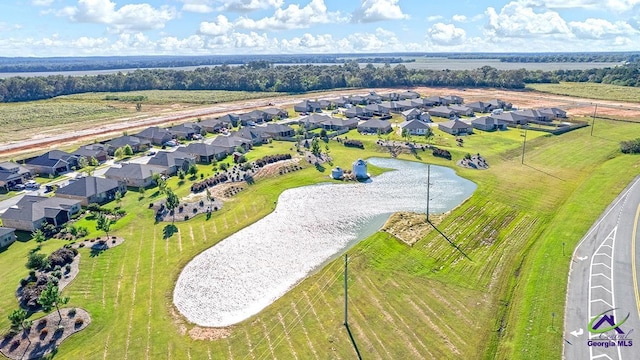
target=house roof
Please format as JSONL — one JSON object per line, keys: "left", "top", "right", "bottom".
{"left": 358, "top": 119, "right": 391, "bottom": 129}
{"left": 169, "top": 122, "right": 201, "bottom": 134}
{"left": 440, "top": 119, "right": 471, "bottom": 130}
{"left": 183, "top": 143, "right": 228, "bottom": 157}
{"left": 1, "top": 195, "right": 80, "bottom": 222}
{"left": 216, "top": 114, "right": 239, "bottom": 122}
{"left": 56, "top": 176, "right": 121, "bottom": 198}
{"left": 513, "top": 109, "right": 543, "bottom": 119}
{"left": 73, "top": 144, "right": 108, "bottom": 158}
{"left": 400, "top": 119, "right": 430, "bottom": 130}
{"left": 428, "top": 106, "right": 455, "bottom": 115}
{"left": 234, "top": 127, "right": 266, "bottom": 141}
{"left": 105, "top": 163, "right": 167, "bottom": 180}
{"left": 210, "top": 135, "right": 249, "bottom": 149}
{"left": 402, "top": 108, "right": 421, "bottom": 117}
{"left": 449, "top": 104, "right": 473, "bottom": 112}
{"left": 106, "top": 135, "right": 149, "bottom": 148}
{"left": 26, "top": 151, "right": 75, "bottom": 168}
{"left": 299, "top": 113, "right": 333, "bottom": 125}
{"left": 136, "top": 126, "right": 172, "bottom": 141}
{"left": 472, "top": 116, "right": 507, "bottom": 126}
{"left": 199, "top": 117, "right": 231, "bottom": 129}
{"left": 322, "top": 117, "right": 359, "bottom": 127}
{"left": 0, "top": 227, "right": 14, "bottom": 237}
{"left": 263, "top": 107, "right": 287, "bottom": 115}
{"left": 262, "top": 123, "right": 294, "bottom": 134}
{"left": 493, "top": 112, "right": 528, "bottom": 123}
{"left": 147, "top": 150, "right": 195, "bottom": 168}
{"left": 0, "top": 162, "right": 31, "bottom": 175}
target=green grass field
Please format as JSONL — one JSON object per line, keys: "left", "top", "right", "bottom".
{"left": 61, "top": 90, "right": 280, "bottom": 105}
{"left": 0, "top": 114, "right": 639, "bottom": 359}
{"left": 527, "top": 82, "right": 640, "bottom": 103}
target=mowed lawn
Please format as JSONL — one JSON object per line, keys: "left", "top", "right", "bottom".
{"left": 0, "top": 118, "right": 639, "bottom": 359}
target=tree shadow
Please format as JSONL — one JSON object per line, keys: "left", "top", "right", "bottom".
{"left": 163, "top": 224, "right": 178, "bottom": 239}
{"left": 89, "top": 246, "right": 107, "bottom": 258}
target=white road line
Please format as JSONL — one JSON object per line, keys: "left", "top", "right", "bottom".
{"left": 590, "top": 285, "right": 613, "bottom": 294}
{"left": 592, "top": 355, "right": 614, "bottom": 360}
{"left": 589, "top": 299, "right": 613, "bottom": 307}
{"left": 592, "top": 273, "right": 612, "bottom": 281}
{"left": 592, "top": 262, "right": 612, "bottom": 270}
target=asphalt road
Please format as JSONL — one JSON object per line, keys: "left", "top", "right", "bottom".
{"left": 564, "top": 176, "right": 640, "bottom": 360}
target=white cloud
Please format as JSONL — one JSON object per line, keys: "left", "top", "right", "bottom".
{"left": 427, "top": 23, "right": 466, "bottom": 45}
{"left": 59, "top": 0, "right": 177, "bottom": 33}
{"left": 217, "top": 0, "right": 284, "bottom": 12}
{"left": 180, "top": 0, "right": 215, "bottom": 13}
{"left": 427, "top": 15, "right": 443, "bottom": 22}
{"left": 71, "top": 36, "right": 109, "bottom": 48}
{"left": 31, "top": 0, "right": 54, "bottom": 5}
{"left": 158, "top": 35, "right": 207, "bottom": 52}
{"left": 570, "top": 18, "right": 638, "bottom": 38}
{"left": 533, "top": 0, "right": 640, "bottom": 11}
{"left": 452, "top": 14, "right": 467, "bottom": 22}
{"left": 485, "top": 2, "right": 571, "bottom": 38}
{"left": 199, "top": 15, "right": 233, "bottom": 36}
{"left": 352, "top": 0, "right": 409, "bottom": 23}
{"left": 234, "top": 0, "right": 343, "bottom": 30}
{"left": 0, "top": 23, "right": 23, "bottom": 31}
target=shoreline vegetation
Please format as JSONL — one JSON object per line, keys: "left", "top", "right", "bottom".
{"left": 0, "top": 85, "right": 638, "bottom": 359}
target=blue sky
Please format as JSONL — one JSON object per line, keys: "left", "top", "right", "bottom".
{"left": 1, "top": 0, "right": 639, "bottom": 56}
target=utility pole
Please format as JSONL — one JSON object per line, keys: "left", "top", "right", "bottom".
{"left": 521, "top": 127, "right": 527, "bottom": 165}
{"left": 590, "top": 104, "right": 598, "bottom": 136}
{"left": 344, "top": 254, "right": 348, "bottom": 326}
{"left": 426, "top": 164, "right": 431, "bottom": 223}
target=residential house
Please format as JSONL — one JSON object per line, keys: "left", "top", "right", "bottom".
{"left": 136, "top": 126, "right": 173, "bottom": 146}
{"left": 357, "top": 119, "right": 392, "bottom": 134}
{"left": 428, "top": 106, "right": 456, "bottom": 119}
{"left": 426, "top": 96, "right": 444, "bottom": 106}
{"left": 381, "top": 92, "right": 399, "bottom": 101}
{"left": 410, "top": 98, "right": 430, "bottom": 108}
{"left": 365, "top": 103, "right": 390, "bottom": 116}
{"left": 438, "top": 119, "right": 473, "bottom": 135}
{"left": 182, "top": 143, "right": 228, "bottom": 164}
{"left": 0, "top": 227, "right": 16, "bottom": 248}
{"left": 492, "top": 112, "right": 529, "bottom": 125}
{"left": 402, "top": 108, "right": 422, "bottom": 121}
{"left": 486, "top": 99, "right": 511, "bottom": 110}
{"left": 472, "top": 116, "right": 508, "bottom": 132}
{"left": 378, "top": 101, "right": 401, "bottom": 113}
{"left": 365, "top": 92, "right": 382, "bottom": 103}
{"left": 398, "top": 91, "right": 421, "bottom": 100}
{"left": 262, "top": 107, "right": 289, "bottom": 120}
{"left": 0, "top": 195, "right": 81, "bottom": 232}
{"left": 25, "top": 150, "right": 79, "bottom": 176}
{"left": 348, "top": 95, "right": 366, "bottom": 105}
{"left": 73, "top": 144, "right": 109, "bottom": 163}
{"left": 443, "top": 95, "right": 464, "bottom": 105}
{"left": 449, "top": 104, "right": 475, "bottom": 117}
{"left": 394, "top": 100, "right": 415, "bottom": 112}
{"left": 0, "top": 162, "right": 33, "bottom": 190}
{"left": 199, "top": 117, "right": 232, "bottom": 133}
{"left": 261, "top": 123, "right": 295, "bottom": 139}
{"left": 323, "top": 117, "right": 359, "bottom": 131}
{"left": 210, "top": 134, "right": 252, "bottom": 152}
{"left": 513, "top": 109, "right": 549, "bottom": 122}
{"left": 234, "top": 127, "right": 269, "bottom": 144}
{"left": 399, "top": 119, "right": 432, "bottom": 136}
{"left": 105, "top": 135, "right": 150, "bottom": 155}
{"left": 299, "top": 113, "right": 332, "bottom": 129}
{"left": 294, "top": 100, "right": 322, "bottom": 113}
{"left": 332, "top": 97, "right": 349, "bottom": 108}
{"left": 216, "top": 113, "right": 241, "bottom": 127}
{"left": 317, "top": 100, "right": 333, "bottom": 110}
{"left": 466, "top": 101, "right": 492, "bottom": 113}
{"left": 56, "top": 176, "right": 126, "bottom": 206}
{"left": 538, "top": 107, "right": 567, "bottom": 119}
{"left": 344, "top": 106, "right": 372, "bottom": 119}
{"left": 239, "top": 110, "right": 268, "bottom": 125}
{"left": 147, "top": 150, "right": 196, "bottom": 175}
{"left": 169, "top": 122, "right": 202, "bottom": 140}
{"left": 104, "top": 163, "right": 168, "bottom": 188}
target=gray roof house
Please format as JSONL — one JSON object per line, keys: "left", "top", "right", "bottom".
{"left": 136, "top": 126, "right": 174, "bottom": 146}
{"left": 443, "top": 95, "right": 464, "bottom": 104}
{"left": 402, "top": 108, "right": 422, "bottom": 121}
{"left": 199, "top": 117, "right": 232, "bottom": 133}
{"left": 0, "top": 227, "right": 16, "bottom": 248}
{"left": 56, "top": 176, "right": 127, "bottom": 206}
{"left": 260, "top": 123, "right": 295, "bottom": 138}
{"left": 398, "top": 91, "right": 421, "bottom": 100}
{"left": 344, "top": 106, "right": 372, "bottom": 119}
{"left": 147, "top": 150, "right": 196, "bottom": 175}
{"left": 25, "top": 150, "right": 79, "bottom": 176}
{"left": 216, "top": 113, "right": 240, "bottom": 127}
{"left": 365, "top": 103, "right": 390, "bottom": 116}
{"left": 426, "top": 96, "right": 445, "bottom": 105}
{"left": 399, "top": 119, "right": 432, "bottom": 135}
{"left": 182, "top": 143, "right": 229, "bottom": 164}
{"left": 73, "top": 144, "right": 109, "bottom": 163}
{"left": 513, "top": 109, "right": 549, "bottom": 122}
{"left": 438, "top": 119, "right": 473, "bottom": 136}
{"left": 105, "top": 135, "right": 150, "bottom": 155}
{"left": 428, "top": 106, "right": 456, "bottom": 119}
{"left": 210, "top": 135, "right": 251, "bottom": 152}
{"left": 0, "top": 162, "right": 33, "bottom": 190}
{"left": 493, "top": 112, "right": 529, "bottom": 125}
{"left": 169, "top": 122, "right": 202, "bottom": 140}
{"left": 294, "top": 100, "right": 322, "bottom": 113}
{"left": 299, "top": 113, "right": 333, "bottom": 129}
{"left": 234, "top": 127, "right": 269, "bottom": 144}
{"left": 357, "top": 119, "right": 392, "bottom": 134}
{"left": 262, "top": 107, "right": 289, "bottom": 119}
{"left": 449, "top": 104, "right": 475, "bottom": 117}
{"left": 320, "top": 117, "right": 359, "bottom": 131}
{"left": 472, "top": 116, "right": 508, "bottom": 132}
{"left": 239, "top": 110, "right": 268, "bottom": 125}
{"left": 0, "top": 195, "right": 81, "bottom": 232}
{"left": 394, "top": 100, "right": 415, "bottom": 111}
{"left": 538, "top": 107, "right": 567, "bottom": 119}
{"left": 104, "top": 163, "right": 168, "bottom": 188}
{"left": 466, "top": 101, "right": 492, "bottom": 113}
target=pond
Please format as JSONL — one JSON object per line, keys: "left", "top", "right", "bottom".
{"left": 173, "top": 158, "right": 476, "bottom": 327}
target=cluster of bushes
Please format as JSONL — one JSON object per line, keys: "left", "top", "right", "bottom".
{"left": 86, "top": 203, "right": 126, "bottom": 217}
{"left": 20, "top": 245, "right": 78, "bottom": 308}
{"left": 344, "top": 139, "right": 364, "bottom": 149}
{"left": 20, "top": 273, "right": 50, "bottom": 308}
{"left": 433, "top": 148, "right": 452, "bottom": 160}
{"left": 48, "top": 247, "right": 78, "bottom": 268}
{"left": 191, "top": 173, "right": 229, "bottom": 193}
{"left": 279, "top": 165, "right": 302, "bottom": 175}
{"left": 254, "top": 154, "right": 292, "bottom": 167}
{"left": 54, "top": 224, "right": 88, "bottom": 240}
{"left": 620, "top": 138, "right": 640, "bottom": 154}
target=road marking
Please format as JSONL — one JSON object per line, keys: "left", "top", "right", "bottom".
{"left": 578, "top": 255, "right": 589, "bottom": 261}
{"left": 632, "top": 202, "right": 640, "bottom": 324}
{"left": 592, "top": 262, "right": 612, "bottom": 270}
{"left": 592, "top": 355, "right": 614, "bottom": 360}
{"left": 570, "top": 328, "right": 584, "bottom": 337}
{"left": 592, "top": 273, "right": 612, "bottom": 281}
{"left": 590, "top": 285, "right": 613, "bottom": 294}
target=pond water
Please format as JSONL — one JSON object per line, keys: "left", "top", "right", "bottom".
{"left": 173, "top": 158, "right": 476, "bottom": 327}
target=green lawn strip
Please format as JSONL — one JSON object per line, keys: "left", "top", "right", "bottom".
{"left": 61, "top": 90, "right": 280, "bottom": 105}
{"left": 527, "top": 82, "right": 640, "bottom": 103}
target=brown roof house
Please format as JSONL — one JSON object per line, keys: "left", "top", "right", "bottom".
{"left": 438, "top": 119, "right": 473, "bottom": 136}
{"left": 0, "top": 195, "right": 81, "bottom": 232}
{"left": 56, "top": 176, "right": 127, "bottom": 206}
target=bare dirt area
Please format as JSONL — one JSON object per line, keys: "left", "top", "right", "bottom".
{"left": 381, "top": 212, "right": 446, "bottom": 246}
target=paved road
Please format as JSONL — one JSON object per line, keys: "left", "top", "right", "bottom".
{"left": 564, "top": 176, "right": 640, "bottom": 360}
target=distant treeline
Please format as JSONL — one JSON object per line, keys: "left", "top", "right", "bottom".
{"left": 0, "top": 55, "right": 410, "bottom": 73}
{"left": 448, "top": 52, "right": 639, "bottom": 63}
{"left": 0, "top": 61, "right": 639, "bottom": 103}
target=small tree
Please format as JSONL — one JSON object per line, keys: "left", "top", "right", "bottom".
{"left": 114, "top": 147, "right": 125, "bottom": 159}
{"left": 165, "top": 189, "right": 180, "bottom": 223}
{"left": 96, "top": 213, "right": 112, "bottom": 238}
{"left": 188, "top": 164, "right": 198, "bottom": 179}
{"left": 89, "top": 156, "right": 99, "bottom": 167}
{"left": 136, "top": 102, "right": 142, "bottom": 112}
{"left": 401, "top": 128, "right": 410, "bottom": 140}
{"left": 123, "top": 144, "right": 134, "bottom": 156}
{"left": 206, "top": 187, "right": 213, "bottom": 207}
{"left": 114, "top": 191, "right": 122, "bottom": 207}
{"left": 319, "top": 129, "right": 327, "bottom": 138}
{"left": 26, "top": 252, "right": 48, "bottom": 270}
{"left": 424, "top": 127, "right": 434, "bottom": 142}
{"left": 32, "top": 228, "right": 46, "bottom": 243}
{"left": 138, "top": 186, "right": 145, "bottom": 199}
{"left": 311, "top": 138, "right": 321, "bottom": 156}
{"left": 8, "top": 309, "right": 31, "bottom": 342}
{"left": 38, "top": 282, "right": 69, "bottom": 324}
{"left": 77, "top": 156, "right": 88, "bottom": 170}
{"left": 177, "top": 169, "right": 185, "bottom": 181}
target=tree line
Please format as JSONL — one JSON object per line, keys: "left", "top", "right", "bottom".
{"left": 0, "top": 61, "right": 639, "bottom": 103}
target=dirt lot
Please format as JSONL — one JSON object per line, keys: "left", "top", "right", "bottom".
{"left": 2, "top": 86, "right": 640, "bottom": 161}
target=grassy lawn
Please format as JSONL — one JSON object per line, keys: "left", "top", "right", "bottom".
{"left": 527, "top": 82, "right": 640, "bottom": 103}
{"left": 0, "top": 118, "right": 638, "bottom": 359}
{"left": 61, "top": 90, "right": 280, "bottom": 105}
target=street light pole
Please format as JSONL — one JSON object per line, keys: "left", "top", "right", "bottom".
{"left": 426, "top": 164, "right": 431, "bottom": 223}
{"left": 590, "top": 104, "right": 598, "bottom": 136}
{"left": 521, "top": 127, "right": 528, "bottom": 165}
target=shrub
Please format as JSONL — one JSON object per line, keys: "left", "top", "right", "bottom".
{"left": 26, "top": 252, "right": 48, "bottom": 270}
{"left": 40, "top": 329, "right": 48, "bottom": 339}
{"left": 432, "top": 148, "right": 452, "bottom": 160}
{"left": 64, "top": 264, "right": 71, "bottom": 273}
{"left": 68, "top": 308, "right": 76, "bottom": 317}
{"left": 79, "top": 243, "right": 85, "bottom": 248}
{"left": 28, "top": 270, "right": 36, "bottom": 279}
{"left": 37, "top": 319, "right": 47, "bottom": 328}
{"left": 344, "top": 139, "right": 364, "bottom": 149}
{"left": 20, "top": 278, "right": 29, "bottom": 287}
{"left": 620, "top": 138, "right": 640, "bottom": 154}
{"left": 48, "top": 247, "right": 77, "bottom": 268}
{"left": 184, "top": 215, "right": 189, "bottom": 221}
{"left": 193, "top": 208, "right": 198, "bottom": 214}
{"left": 74, "top": 318, "right": 83, "bottom": 327}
